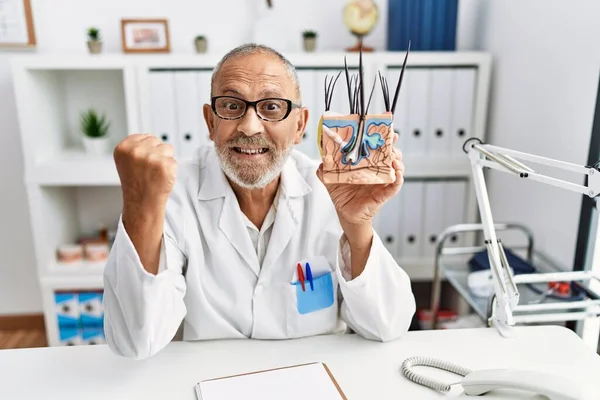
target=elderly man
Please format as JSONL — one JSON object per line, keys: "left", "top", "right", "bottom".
{"left": 103, "top": 43, "right": 416, "bottom": 359}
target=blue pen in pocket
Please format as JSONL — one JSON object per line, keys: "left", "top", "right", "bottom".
{"left": 305, "top": 262, "right": 314, "bottom": 291}
{"left": 293, "top": 270, "right": 334, "bottom": 315}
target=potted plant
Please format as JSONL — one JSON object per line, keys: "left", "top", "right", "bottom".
{"left": 194, "top": 35, "right": 207, "bottom": 53}
{"left": 80, "top": 109, "right": 111, "bottom": 155}
{"left": 302, "top": 30, "right": 317, "bottom": 52}
{"left": 87, "top": 27, "right": 102, "bottom": 54}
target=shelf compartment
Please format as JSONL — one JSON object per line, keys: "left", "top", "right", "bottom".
{"left": 28, "top": 185, "right": 121, "bottom": 277}
{"left": 13, "top": 66, "right": 138, "bottom": 169}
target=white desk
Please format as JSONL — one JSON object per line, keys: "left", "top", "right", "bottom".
{"left": 1, "top": 326, "right": 599, "bottom": 399}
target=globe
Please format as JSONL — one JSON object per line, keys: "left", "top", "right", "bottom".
{"left": 343, "top": 0, "right": 378, "bottom": 51}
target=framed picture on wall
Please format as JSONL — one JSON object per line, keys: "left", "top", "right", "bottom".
{"left": 121, "top": 19, "right": 170, "bottom": 53}
{"left": 0, "top": 0, "right": 37, "bottom": 49}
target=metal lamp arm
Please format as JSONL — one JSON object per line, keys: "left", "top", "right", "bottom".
{"left": 470, "top": 142, "right": 600, "bottom": 197}
{"left": 464, "top": 138, "right": 600, "bottom": 335}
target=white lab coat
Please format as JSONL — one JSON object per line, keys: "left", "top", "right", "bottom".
{"left": 103, "top": 145, "right": 416, "bottom": 359}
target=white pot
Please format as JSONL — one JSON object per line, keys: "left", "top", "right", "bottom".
{"left": 87, "top": 40, "right": 102, "bottom": 54}
{"left": 303, "top": 37, "right": 317, "bottom": 52}
{"left": 195, "top": 38, "right": 207, "bottom": 53}
{"left": 82, "top": 136, "right": 111, "bottom": 155}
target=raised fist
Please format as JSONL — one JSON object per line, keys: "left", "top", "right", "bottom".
{"left": 113, "top": 134, "right": 177, "bottom": 208}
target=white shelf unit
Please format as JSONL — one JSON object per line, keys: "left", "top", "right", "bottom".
{"left": 11, "top": 51, "right": 491, "bottom": 346}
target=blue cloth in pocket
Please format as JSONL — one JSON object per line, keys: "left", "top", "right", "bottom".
{"left": 292, "top": 272, "right": 335, "bottom": 314}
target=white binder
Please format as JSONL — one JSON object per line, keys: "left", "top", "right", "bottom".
{"left": 173, "top": 71, "right": 203, "bottom": 161}
{"left": 196, "top": 70, "right": 213, "bottom": 149}
{"left": 374, "top": 192, "right": 403, "bottom": 259}
{"left": 296, "top": 69, "right": 318, "bottom": 159}
{"left": 450, "top": 68, "right": 476, "bottom": 156}
{"left": 400, "top": 181, "right": 424, "bottom": 259}
{"left": 404, "top": 69, "right": 430, "bottom": 156}
{"left": 422, "top": 181, "right": 446, "bottom": 259}
{"left": 443, "top": 180, "right": 468, "bottom": 247}
{"left": 427, "top": 69, "right": 453, "bottom": 156}
{"left": 148, "top": 71, "right": 178, "bottom": 150}
{"left": 387, "top": 68, "right": 410, "bottom": 154}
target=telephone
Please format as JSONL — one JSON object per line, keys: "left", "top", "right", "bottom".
{"left": 401, "top": 356, "right": 591, "bottom": 400}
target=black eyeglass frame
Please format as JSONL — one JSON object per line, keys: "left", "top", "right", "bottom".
{"left": 211, "top": 95, "right": 302, "bottom": 122}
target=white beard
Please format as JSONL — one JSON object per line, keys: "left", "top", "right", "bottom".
{"left": 216, "top": 145, "right": 293, "bottom": 190}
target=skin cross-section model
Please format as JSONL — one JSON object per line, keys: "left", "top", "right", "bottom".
{"left": 317, "top": 40, "right": 410, "bottom": 184}
{"left": 320, "top": 112, "right": 394, "bottom": 184}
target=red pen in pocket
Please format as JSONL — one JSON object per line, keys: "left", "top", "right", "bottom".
{"left": 297, "top": 263, "right": 306, "bottom": 292}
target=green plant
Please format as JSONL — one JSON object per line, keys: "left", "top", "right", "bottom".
{"left": 80, "top": 109, "right": 110, "bottom": 138}
{"left": 195, "top": 35, "right": 206, "bottom": 41}
{"left": 303, "top": 30, "right": 317, "bottom": 38}
{"left": 87, "top": 27, "right": 101, "bottom": 42}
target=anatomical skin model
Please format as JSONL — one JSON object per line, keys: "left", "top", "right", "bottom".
{"left": 320, "top": 113, "right": 394, "bottom": 184}
{"left": 317, "top": 41, "right": 410, "bottom": 184}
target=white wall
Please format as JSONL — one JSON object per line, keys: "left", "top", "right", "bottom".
{"left": 0, "top": 0, "right": 489, "bottom": 315}
{"left": 29, "top": 0, "right": 388, "bottom": 54}
{"left": 0, "top": 54, "right": 40, "bottom": 314}
{"left": 480, "top": 0, "right": 600, "bottom": 269}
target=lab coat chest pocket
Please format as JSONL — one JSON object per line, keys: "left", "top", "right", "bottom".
{"left": 286, "top": 255, "right": 339, "bottom": 338}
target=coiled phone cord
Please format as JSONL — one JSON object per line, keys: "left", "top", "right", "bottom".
{"left": 401, "top": 356, "right": 472, "bottom": 392}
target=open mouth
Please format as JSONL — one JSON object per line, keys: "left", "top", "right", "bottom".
{"left": 233, "top": 147, "right": 269, "bottom": 155}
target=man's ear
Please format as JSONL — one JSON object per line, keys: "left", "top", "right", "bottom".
{"left": 203, "top": 103, "right": 215, "bottom": 141}
{"left": 293, "top": 107, "right": 309, "bottom": 145}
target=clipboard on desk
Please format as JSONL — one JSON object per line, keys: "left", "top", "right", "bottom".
{"left": 195, "top": 362, "right": 347, "bottom": 400}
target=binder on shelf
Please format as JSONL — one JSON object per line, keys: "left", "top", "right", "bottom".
{"left": 408, "top": 0, "right": 421, "bottom": 50}
{"left": 432, "top": 0, "right": 447, "bottom": 51}
{"left": 374, "top": 193, "right": 403, "bottom": 259}
{"left": 419, "top": 0, "right": 434, "bottom": 51}
{"left": 450, "top": 68, "right": 477, "bottom": 155}
{"left": 196, "top": 70, "right": 213, "bottom": 149}
{"left": 195, "top": 362, "right": 346, "bottom": 400}
{"left": 400, "top": 181, "right": 424, "bottom": 259}
{"left": 443, "top": 180, "right": 469, "bottom": 247}
{"left": 386, "top": 0, "right": 405, "bottom": 50}
{"left": 421, "top": 179, "right": 469, "bottom": 258}
{"left": 444, "top": 0, "right": 459, "bottom": 51}
{"left": 148, "top": 71, "right": 178, "bottom": 149}
{"left": 173, "top": 71, "right": 204, "bottom": 161}
{"left": 386, "top": 0, "right": 458, "bottom": 51}
{"left": 404, "top": 69, "right": 429, "bottom": 156}
{"left": 387, "top": 68, "right": 410, "bottom": 152}
{"left": 426, "top": 69, "right": 453, "bottom": 156}
{"left": 422, "top": 181, "right": 446, "bottom": 259}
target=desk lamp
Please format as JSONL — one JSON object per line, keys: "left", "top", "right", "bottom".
{"left": 400, "top": 139, "right": 600, "bottom": 398}
{"left": 464, "top": 137, "right": 600, "bottom": 338}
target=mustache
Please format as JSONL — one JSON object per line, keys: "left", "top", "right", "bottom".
{"left": 227, "top": 135, "right": 274, "bottom": 148}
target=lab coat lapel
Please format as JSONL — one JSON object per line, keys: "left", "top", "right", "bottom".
{"left": 261, "top": 158, "right": 312, "bottom": 273}
{"left": 219, "top": 195, "right": 260, "bottom": 276}
{"left": 197, "top": 150, "right": 260, "bottom": 276}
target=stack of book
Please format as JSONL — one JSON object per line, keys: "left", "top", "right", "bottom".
{"left": 387, "top": 0, "right": 459, "bottom": 51}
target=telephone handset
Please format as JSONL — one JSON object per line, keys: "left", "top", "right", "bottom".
{"left": 401, "top": 356, "right": 591, "bottom": 400}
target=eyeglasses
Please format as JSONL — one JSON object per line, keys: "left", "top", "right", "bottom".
{"left": 211, "top": 96, "right": 301, "bottom": 122}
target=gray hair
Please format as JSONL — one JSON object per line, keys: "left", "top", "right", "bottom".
{"left": 210, "top": 43, "right": 301, "bottom": 103}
